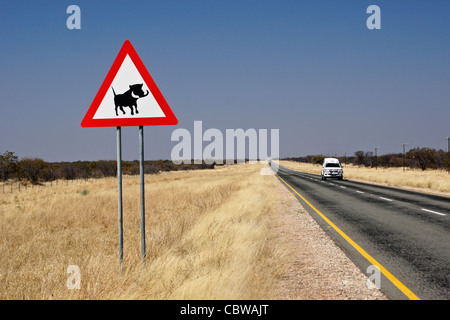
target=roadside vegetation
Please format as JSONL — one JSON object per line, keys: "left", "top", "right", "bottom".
{"left": 0, "top": 150, "right": 215, "bottom": 185}
{"left": 284, "top": 147, "right": 449, "bottom": 171}
{"left": 282, "top": 147, "right": 449, "bottom": 195}
{"left": 279, "top": 161, "right": 450, "bottom": 194}
{"left": 0, "top": 164, "right": 289, "bottom": 299}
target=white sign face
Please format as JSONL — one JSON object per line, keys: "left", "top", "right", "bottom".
{"left": 81, "top": 40, "right": 178, "bottom": 128}
{"left": 93, "top": 55, "right": 165, "bottom": 120}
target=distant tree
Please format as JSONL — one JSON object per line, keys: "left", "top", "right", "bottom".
{"left": 387, "top": 154, "right": 404, "bottom": 167}
{"left": 407, "top": 147, "right": 437, "bottom": 171}
{"left": 353, "top": 151, "right": 365, "bottom": 166}
{"left": 73, "top": 161, "right": 92, "bottom": 179}
{"left": 365, "top": 151, "right": 374, "bottom": 167}
{"left": 0, "top": 150, "right": 19, "bottom": 181}
{"left": 61, "top": 163, "right": 76, "bottom": 180}
{"left": 435, "top": 149, "right": 448, "bottom": 170}
{"left": 311, "top": 155, "right": 325, "bottom": 165}
{"left": 97, "top": 160, "right": 117, "bottom": 177}
{"left": 40, "top": 166, "right": 59, "bottom": 182}
{"left": 19, "top": 158, "right": 47, "bottom": 184}
{"left": 145, "top": 162, "right": 160, "bottom": 174}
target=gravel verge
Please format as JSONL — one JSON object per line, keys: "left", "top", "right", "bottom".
{"left": 273, "top": 177, "right": 387, "bottom": 300}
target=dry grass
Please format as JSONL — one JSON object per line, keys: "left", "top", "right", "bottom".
{"left": 279, "top": 161, "right": 450, "bottom": 195}
{"left": 0, "top": 164, "right": 289, "bottom": 300}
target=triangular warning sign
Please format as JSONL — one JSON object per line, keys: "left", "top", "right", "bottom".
{"left": 81, "top": 40, "right": 178, "bottom": 127}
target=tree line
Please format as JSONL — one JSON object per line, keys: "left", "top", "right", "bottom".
{"left": 0, "top": 150, "right": 216, "bottom": 185}
{"left": 284, "top": 147, "right": 449, "bottom": 171}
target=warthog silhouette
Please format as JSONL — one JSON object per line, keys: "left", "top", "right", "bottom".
{"left": 112, "top": 84, "right": 149, "bottom": 116}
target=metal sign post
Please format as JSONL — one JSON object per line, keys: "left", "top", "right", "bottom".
{"left": 82, "top": 41, "right": 177, "bottom": 270}
{"left": 139, "top": 126, "right": 146, "bottom": 265}
{"left": 117, "top": 127, "right": 124, "bottom": 269}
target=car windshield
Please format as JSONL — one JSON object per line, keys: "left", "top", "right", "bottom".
{"left": 325, "top": 163, "right": 341, "bottom": 167}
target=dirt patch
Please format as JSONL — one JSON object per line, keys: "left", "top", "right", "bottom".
{"left": 273, "top": 177, "right": 387, "bottom": 300}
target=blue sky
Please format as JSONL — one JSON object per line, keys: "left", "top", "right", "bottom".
{"left": 0, "top": 0, "right": 449, "bottom": 161}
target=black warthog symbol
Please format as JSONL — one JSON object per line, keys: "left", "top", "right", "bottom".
{"left": 112, "top": 84, "right": 149, "bottom": 116}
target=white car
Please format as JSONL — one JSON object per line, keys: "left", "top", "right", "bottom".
{"left": 321, "top": 158, "right": 343, "bottom": 180}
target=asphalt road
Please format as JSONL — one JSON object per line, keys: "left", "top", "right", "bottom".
{"left": 275, "top": 165, "right": 450, "bottom": 300}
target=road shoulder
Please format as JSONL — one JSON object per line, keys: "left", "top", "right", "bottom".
{"left": 272, "top": 175, "right": 387, "bottom": 300}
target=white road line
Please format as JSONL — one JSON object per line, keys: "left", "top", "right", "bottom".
{"left": 421, "top": 208, "right": 446, "bottom": 216}
{"left": 380, "top": 197, "right": 393, "bottom": 202}
{"left": 340, "top": 186, "right": 346, "bottom": 189}
{"left": 356, "top": 190, "right": 365, "bottom": 194}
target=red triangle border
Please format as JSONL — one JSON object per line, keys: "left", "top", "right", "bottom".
{"left": 81, "top": 40, "right": 178, "bottom": 127}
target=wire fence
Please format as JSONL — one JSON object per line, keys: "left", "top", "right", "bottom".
{"left": 1, "top": 179, "right": 93, "bottom": 193}
{"left": 0, "top": 175, "right": 144, "bottom": 194}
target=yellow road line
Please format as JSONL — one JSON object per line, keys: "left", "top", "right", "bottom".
{"left": 277, "top": 174, "right": 420, "bottom": 300}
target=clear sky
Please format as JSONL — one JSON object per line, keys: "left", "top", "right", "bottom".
{"left": 0, "top": 0, "right": 449, "bottom": 162}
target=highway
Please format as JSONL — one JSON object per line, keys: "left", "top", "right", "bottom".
{"left": 275, "top": 165, "right": 450, "bottom": 300}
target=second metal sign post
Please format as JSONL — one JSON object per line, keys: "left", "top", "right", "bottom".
{"left": 139, "top": 126, "right": 146, "bottom": 265}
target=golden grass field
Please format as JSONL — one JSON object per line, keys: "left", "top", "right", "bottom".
{"left": 279, "top": 161, "right": 450, "bottom": 196}
{"left": 0, "top": 164, "right": 289, "bottom": 299}
{"left": 0, "top": 161, "right": 446, "bottom": 300}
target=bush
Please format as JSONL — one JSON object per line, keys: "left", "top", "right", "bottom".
{"left": 19, "top": 158, "right": 47, "bottom": 184}
{"left": 311, "top": 155, "right": 325, "bottom": 165}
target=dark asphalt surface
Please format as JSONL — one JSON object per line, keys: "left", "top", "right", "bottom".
{"left": 276, "top": 165, "right": 450, "bottom": 300}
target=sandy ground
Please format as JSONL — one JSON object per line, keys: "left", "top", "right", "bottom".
{"left": 273, "top": 177, "right": 387, "bottom": 300}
